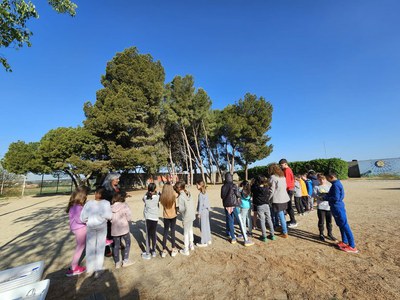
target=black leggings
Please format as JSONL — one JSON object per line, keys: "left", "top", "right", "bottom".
{"left": 162, "top": 217, "right": 177, "bottom": 249}
{"left": 286, "top": 190, "right": 296, "bottom": 223}
{"left": 113, "top": 233, "right": 131, "bottom": 263}
{"left": 294, "top": 196, "right": 304, "bottom": 214}
{"left": 146, "top": 219, "right": 158, "bottom": 252}
{"left": 317, "top": 209, "right": 333, "bottom": 235}
{"left": 301, "top": 196, "right": 309, "bottom": 211}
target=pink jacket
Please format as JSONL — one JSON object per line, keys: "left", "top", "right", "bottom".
{"left": 111, "top": 202, "right": 132, "bottom": 236}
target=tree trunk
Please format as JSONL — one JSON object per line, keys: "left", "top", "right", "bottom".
{"left": 201, "top": 120, "right": 216, "bottom": 184}
{"left": 230, "top": 146, "right": 236, "bottom": 176}
{"left": 182, "top": 127, "right": 193, "bottom": 185}
{"left": 245, "top": 163, "right": 249, "bottom": 181}
{"left": 65, "top": 169, "right": 79, "bottom": 189}
{"left": 168, "top": 144, "right": 176, "bottom": 182}
{"left": 192, "top": 126, "right": 206, "bottom": 183}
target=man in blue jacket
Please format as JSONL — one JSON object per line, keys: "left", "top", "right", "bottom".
{"left": 324, "top": 171, "right": 359, "bottom": 253}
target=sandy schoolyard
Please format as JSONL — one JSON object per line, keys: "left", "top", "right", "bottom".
{"left": 0, "top": 179, "right": 399, "bottom": 299}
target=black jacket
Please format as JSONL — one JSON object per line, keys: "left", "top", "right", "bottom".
{"left": 251, "top": 184, "right": 271, "bottom": 206}
{"left": 221, "top": 173, "right": 241, "bottom": 207}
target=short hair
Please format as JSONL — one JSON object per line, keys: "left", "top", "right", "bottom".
{"left": 95, "top": 186, "right": 105, "bottom": 198}
{"left": 278, "top": 158, "right": 288, "bottom": 165}
{"left": 324, "top": 170, "right": 337, "bottom": 178}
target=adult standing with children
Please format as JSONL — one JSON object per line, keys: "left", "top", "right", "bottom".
{"left": 268, "top": 164, "right": 290, "bottom": 238}
{"left": 278, "top": 159, "right": 298, "bottom": 228}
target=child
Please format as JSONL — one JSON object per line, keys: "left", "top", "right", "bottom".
{"left": 324, "top": 171, "right": 358, "bottom": 253}
{"left": 142, "top": 183, "right": 160, "bottom": 260}
{"left": 304, "top": 173, "right": 314, "bottom": 211}
{"left": 239, "top": 181, "right": 253, "bottom": 237}
{"left": 80, "top": 187, "right": 112, "bottom": 278}
{"left": 111, "top": 191, "right": 133, "bottom": 268}
{"left": 300, "top": 174, "right": 309, "bottom": 212}
{"left": 294, "top": 175, "right": 304, "bottom": 215}
{"left": 251, "top": 175, "right": 275, "bottom": 242}
{"left": 196, "top": 180, "right": 212, "bottom": 247}
{"left": 175, "top": 181, "right": 196, "bottom": 255}
{"left": 314, "top": 174, "right": 336, "bottom": 242}
{"left": 66, "top": 188, "right": 88, "bottom": 277}
{"left": 222, "top": 173, "right": 254, "bottom": 246}
{"left": 159, "top": 183, "right": 178, "bottom": 258}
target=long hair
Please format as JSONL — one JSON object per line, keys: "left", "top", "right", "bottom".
{"left": 240, "top": 180, "right": 251, "bottom": 197}
{"left": 197, "top": 180, "right": 207, "bottom": 194}
{"left": 160, "top": 183, "right": 176, "bottom": 209}
{"left": 112, "top": 191, "right": 127, "bottom": 204}
{"left": 66, "top": 188, "right": 87, "bottom": 213}
{"left": 146, "top": 183, "right": 157, "bottom": 199}
{"left": 268, "top": 163, "right": 285, "bottom": 177}
{"left": 102, "top": 172, "right": 120, "bottom": 191}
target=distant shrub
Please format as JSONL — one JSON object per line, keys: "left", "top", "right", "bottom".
{"left": 238, "top": 158, "right": 348, "bottom": 181}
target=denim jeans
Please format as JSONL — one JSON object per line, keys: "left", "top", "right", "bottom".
{"left": 225, "top": 208, "right": 247, "bottom": 241}
{"left": 276, "top": 210, "right": 288, "bottom": 234}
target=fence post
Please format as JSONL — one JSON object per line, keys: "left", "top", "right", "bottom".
{"left": 56, "top": 174, "right": 60, "bottom": 194}
{"left": 0, "top": 171, "right": 4, "bottom": 195}
{"left": 21, "top": 175, "right": 26, "bottom": 197}
{"left": 39, "top": 174, "right": 44, "bottom": 195}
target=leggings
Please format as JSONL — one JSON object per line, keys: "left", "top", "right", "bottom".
{"left": 162, "top": 217, "right": 176, "bottom": 249}
{"left": 113, "top": 233, "right": 131, "bottom": 263}
{"left": 71, "top": 226, "right": 86, "bottom": 269}
{"left": 146, "top": 219, "right": 158, "bottom": 253}
{"left": 294, "top": 197, "right": 304, "bottom": 214}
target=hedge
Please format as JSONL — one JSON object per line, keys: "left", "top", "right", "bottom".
{"left": 237, "top": 158, "right": 348, "bottom": 180}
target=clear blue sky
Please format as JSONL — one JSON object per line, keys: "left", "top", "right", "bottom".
{"left": 1, "top": 0, "right": 399, "bottom": 167}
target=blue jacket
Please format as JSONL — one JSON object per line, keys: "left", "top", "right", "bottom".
{"left": 324, "top": 180, "right": 345, "bottom": 207}
{"left": 305, "top": 179, "right": 313, "bottom": 196}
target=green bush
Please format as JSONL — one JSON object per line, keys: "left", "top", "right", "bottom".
{"left": 238, "top": 158, "right": 348, "bottom": 180}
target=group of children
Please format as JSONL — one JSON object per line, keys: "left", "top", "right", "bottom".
{"left": 65, "top": 166, "right": 358, "bottom": 278}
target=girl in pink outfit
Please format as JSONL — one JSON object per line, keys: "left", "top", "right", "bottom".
{"left": 111, "top": 192, "right": 133, "bottom": 268}
{"left": 66, "top": 188, "right": 88, "bottom": 277}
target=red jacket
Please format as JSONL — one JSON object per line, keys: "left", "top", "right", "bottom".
{"left": 283, "top": 167, "right": 295, "bottom": 191}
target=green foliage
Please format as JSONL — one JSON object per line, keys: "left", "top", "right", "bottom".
{"left": 84, "top": 47, "right": 167, "bottom": 173}
{"left": 238, "top": 158, "right": 349, "bottom": 180}
{"left": 3, "top": 140, "right": 44, "bottom": 174}
{"left": 0, "top": 0, "right": 77, "bottom": 71}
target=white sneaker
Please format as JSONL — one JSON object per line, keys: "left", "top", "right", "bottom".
{"left": 196, "top": 243, "right": 208, "bottom": 248}
{"left": 208, "top": 240, "right": 212, "bottom": 245}
{"left": 141, "top": 252, "right": 151, "bottom": 260}
{"left": 179, "top": 249, "right": 190, "bottom": 256}
{"left": 189, "top": 244, "right": 195, "bottom": 251}
{"left": 161, "top": 250, "right": 168, "bottom": 258}
{"left": 171, "top": 249, "right": 178, "bottom": 257}
{"left": 288, "top": 222, "right": 298, "bottom": 228}
{"left": 122, "top": 259, "right": 134, "bottom": 267}
{"left": 115, "top": 262, "right": 122, "bottom": 269}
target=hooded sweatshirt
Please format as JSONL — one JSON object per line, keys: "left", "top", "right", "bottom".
{"left": 221, "top": 173, "right": 241, "bottom": 207}
{"left": 80, "top": 199, "right": 112, "bottom": 229}
{"left": 111, "top": 202, "right": 132, "bottom": 236}
{"left": 178, "top": 191, "right": 196, "bottom": 223}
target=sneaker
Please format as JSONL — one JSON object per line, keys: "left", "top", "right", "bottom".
{"left": 66, "top": 266, "right": 86, "bottom": 277}
{"left": 259, "top": 236, "right": 267, "bottom": 242}
{"left": 230, "top": 238, "right": 237, "bottom": 244}
{"left": 179, "top": 249, "right": 190, "bottom": 256}
{"left": 171, "top": 248, "right": 178, "bottom": 257}
{"left": 244, "top": 239, "right": 255, "bottom": 247}
{"left": 319, "top": 234, "right": 325, "bottom": 241}
{"left": 288, "top": 222, "right": 298, "bottom": 228}
{"left": 189, "top": 244, "right": 195, "bottom": 251}
{"left": 207, "top": 240, "right": 212, "bottom": 245}
{"left": 105, "top": 239, "right": 113, "bottom": 246}
{"left": 105, "top": 250, "right": 113, "bottom": 257}
{"left": 115, "top": 262, "right": 122, "bottom": 269}
{"left": 337, "top": 241, "right": 348, "bottom": 250}
{"left": 280, "top": 233, "right": 289, "bottom": 238}
{"left": 196, "top": 243, "right": 208, "bottom": 248}
{"left": 141, "top": 252, "right": 151, "bottom": 260}
{"left": 268, "top": 235, "right": 277, "bottom": 241}
{"left": 161, "top": 250, "right": 168, "bottom": 258}
{"left": 151, "top": 251, "right": 157, "bottom": 258}
{"left": 237, "top": 234, "right": 244, "bottom": 239}
{"left": 343, "top": 246, "right": 359, "bottom": 254}
{"left": 328, "top": 235, "right": 338, "bottom": 241}
{"left": 122, "top": 259, "right": 134, "bottom": 267}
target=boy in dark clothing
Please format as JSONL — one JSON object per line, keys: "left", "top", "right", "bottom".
{"left": 221, "top": 173, "right": 254, "bottom": 246}
{"left": 324, "top": 171, "right": 358, "bottom": 253}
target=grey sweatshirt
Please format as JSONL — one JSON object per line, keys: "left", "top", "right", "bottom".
{"left": 143, "top": 194, "right": 160, "bottom": 221}
{"left": 178, "top": 191, "right": 196, "bottom": 223}
{"left": 80, "top": 199, "right": 112, "bottom": 229}
{"left": 269, "top": 175, "right": 290, "bottom": 204}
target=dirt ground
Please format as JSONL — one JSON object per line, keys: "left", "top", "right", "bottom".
{"left": 0, "top": 179, "right": 399, "bottom": 300}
